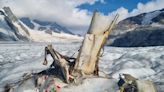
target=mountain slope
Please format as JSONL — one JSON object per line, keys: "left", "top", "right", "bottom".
{"left": 114, "top": 8, "right": 164, "bottom": 32}
{"left": 0, "top": 7, "right": 31, "bottom": 41}
{"left": 0, "top": 13, "right": 18, "bottom": 41}
{"left": 108, "top": 8, "right": 164, "bottom": 47}
{"left": 0, "top": 7, "right": 82, "bottom": 42}
{"left": 20, "top": 17, "right": 74, "bottom": 34}
{"left": 19, "top": 17, "right": 83, "bottom": 42}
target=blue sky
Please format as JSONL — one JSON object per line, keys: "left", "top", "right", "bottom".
{"left": 78, "top": 0, "right": 151, "bottom": 15}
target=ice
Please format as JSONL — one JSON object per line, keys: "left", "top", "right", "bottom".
{"left": 112, "top": 68, "right": 155, "bottom": 79}
{"left": 0, "top": 55, "right": 4, "bottom": 62}
{"left": 60, "top": 78, "right": 118, "bottom": 92}
{"left": 0, "top": 42, "right": 163, "bottom": 91}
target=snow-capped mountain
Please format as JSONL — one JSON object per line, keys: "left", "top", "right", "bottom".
{"left": 20, "top": 17, "right": 74, "bottom": 35}
{"left": 0, "top": 7, "right": 31, "bottom": 41}
{"left": 0, "top": 11, "right": 18, "bottom": 41}
{"left": 115, "top": 8, "right": 164, "bottom": 31}
{"left": 19, "top": 17, "right": 83, "bottom": 42}
{"left": 0, "top": 7, "right": 82, "bottom": 42}
{"left": 108, "top": 8, "right": 164, "bottom": 47}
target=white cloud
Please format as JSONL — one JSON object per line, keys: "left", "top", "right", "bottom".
{"left": 107, "top": 7, "right": 129, "bottom": 22}
{"left": 130, "top": 0, "right": 164, "bottom": 16}
{"left": 100, "top": 0, "right": 106, "bottom": 4}
{"left": 102, "top": 0, "right": 164, "bottom": 24}
{"left": 0, "top": 0, "right": 97, "bottom": 35}
{"left": 0, "top": 0, "right": 164, "bottom": 35}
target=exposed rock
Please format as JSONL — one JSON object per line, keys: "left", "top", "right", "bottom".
{"left": 20, "top": 17, "right": 74, "bottom": 34}
{"left": 108, "top": 8, "right": 164, "bottom": 47}
{"left": 3, "top": 7, "right": 30, "bottom": 41}
{"left": 111, "top": 27, "right": 164, "bottom": 47}
{"left": 0, "top": 7, "right": 31, "bottom": 41}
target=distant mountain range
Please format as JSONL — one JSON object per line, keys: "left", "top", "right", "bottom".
{"left": 20, "top": 17, "right": 74, "bottom": 35}
{"left": 108, "top": 8, "right": 164, "bottom": 47}
{"left": 0, "top": 7, "right": 80, "bottom": 42}
{"left": 0, "top": 7, "right": 164, "bottom": 46}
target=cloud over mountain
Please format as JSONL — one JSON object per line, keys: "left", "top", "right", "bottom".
{"left": 0, "top": 0, "right": 163, "bottom": 35}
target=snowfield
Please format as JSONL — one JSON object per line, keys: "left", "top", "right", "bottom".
{"left": 0, "top": 42, "right": 164, "bottom": 92}
{"left": 29, "top": 29, "right": 82, "bottom": 42}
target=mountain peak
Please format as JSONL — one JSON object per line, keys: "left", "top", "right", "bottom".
{"left": 0, "top": 7, "right": 81, "bottom": 42}
{"left": 116, "top": 8, "right": 164, "bottom": 30}
{"left": 20, "top": 17, "right": 74, "bottom": 35}
{"left": 0, "top": 7, "right": 31, "bottom": 41}
{"left": 108, "top": 8, "right": 164, "bottom": 47}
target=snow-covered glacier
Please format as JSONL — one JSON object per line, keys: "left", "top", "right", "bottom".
{"left": 0, "top": 42, "right": 163, "bottom": 92}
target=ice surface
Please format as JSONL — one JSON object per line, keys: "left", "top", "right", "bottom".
{"left": 60, "top": 78, "right": 118, "bottom": 92}
{"left": 0, "top": 42, "right": 163, "bottom": 91}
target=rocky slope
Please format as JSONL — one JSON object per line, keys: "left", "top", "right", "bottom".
{"left": 108, "top": 8, "right": 164, "bottom": 47}
{"left": 0, "top": 7, "right": 81, "bottom": 42}
{"left": 0, "top": 7, "right": 30, "bottom": 41}
{"left": 20, "top": 17, "right": 74, "bottom": 35}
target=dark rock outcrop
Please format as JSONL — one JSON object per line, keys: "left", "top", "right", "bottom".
{"left": 111, "top": 27, "right": 164, "bottom": 47}
{"left": 0, "top": 7, "right": 31, "bottom": 41}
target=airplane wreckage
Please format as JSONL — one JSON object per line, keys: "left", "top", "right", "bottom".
{"left": 1, "top": 7, "right": 157, "bottom": 92}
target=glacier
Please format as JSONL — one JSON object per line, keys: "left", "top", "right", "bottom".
{"left": 0, "top": 42, "right": 163, "bottom": 92}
